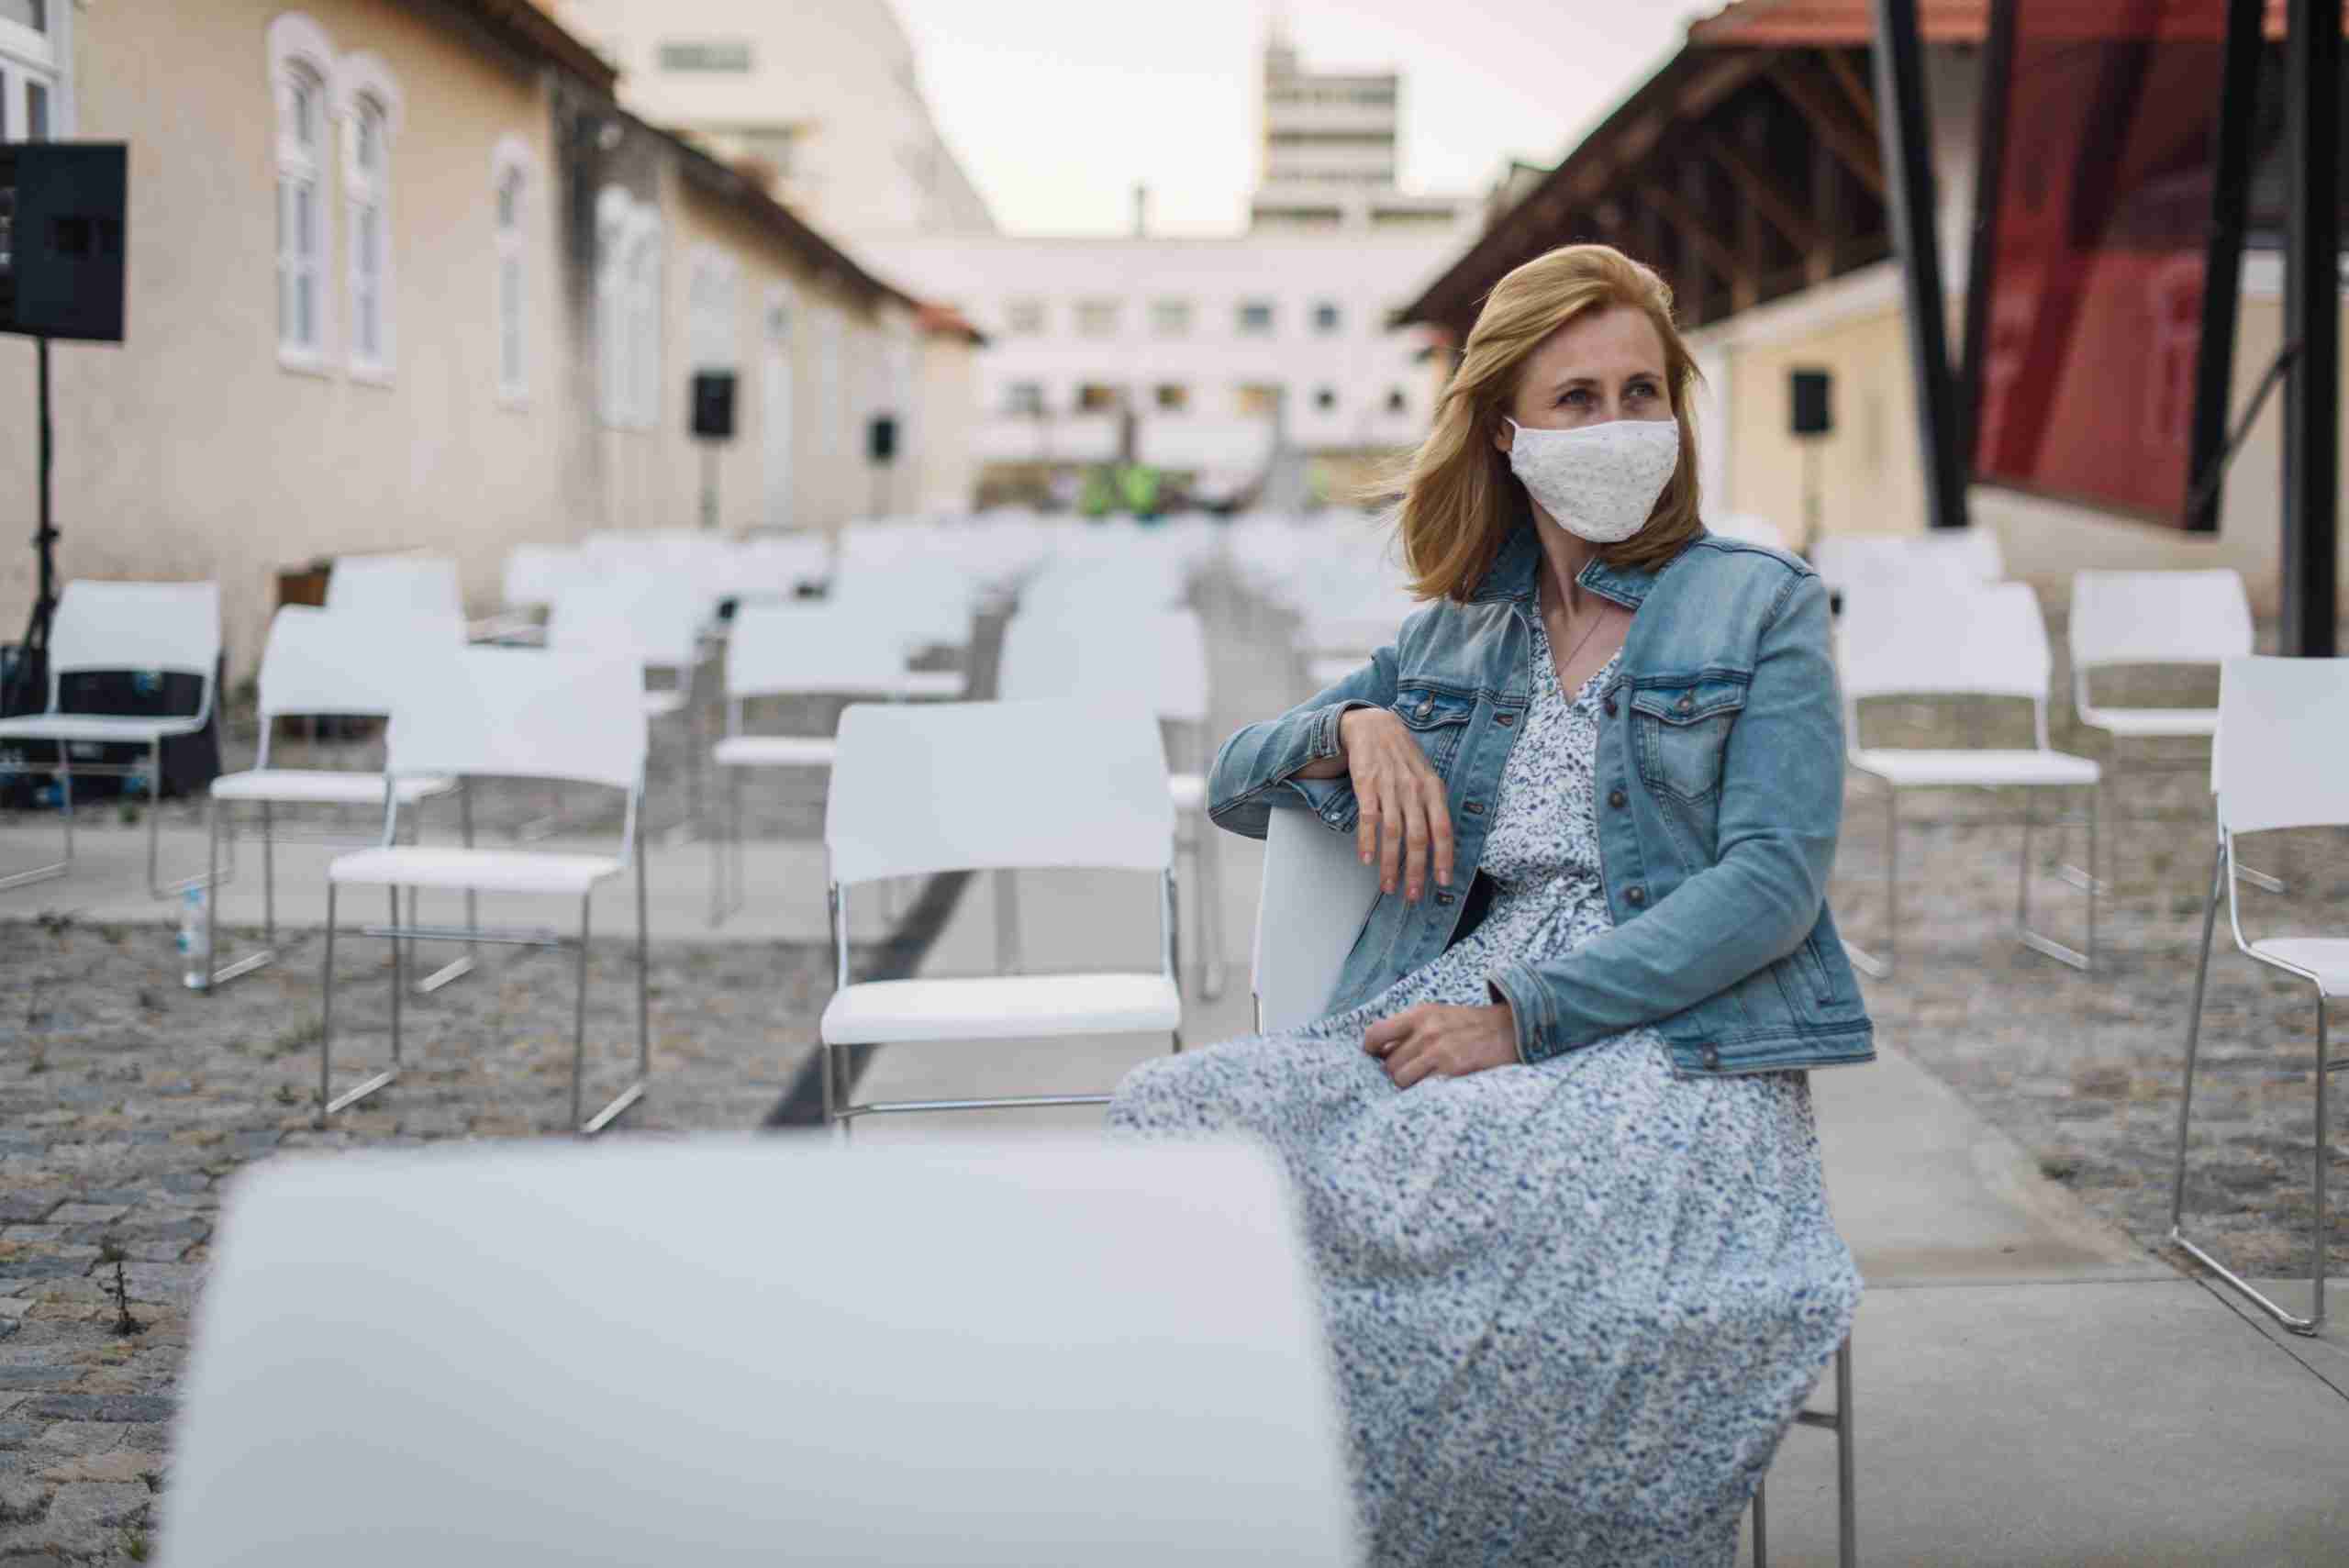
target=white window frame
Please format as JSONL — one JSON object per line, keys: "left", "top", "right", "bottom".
{"left": 490, "top": 135, "right": 537, "bottom": 406}
{"left": 1, "top": 0, "right": 72, "bottom": 143}
{"left": 595, "top": 184, "right": 662, "bottom": 431}
{"left": 336, "top": 51, "right": 403, "bottom": 381}
{"left": 267, "top": 14, "right": 337, "bottom": 371}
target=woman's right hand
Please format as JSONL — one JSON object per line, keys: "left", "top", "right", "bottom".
{"left": 1335, "top": 706, "right": 1455, "bottom": 903}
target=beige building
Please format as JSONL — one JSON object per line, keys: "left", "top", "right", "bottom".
{"left": 0, "top": 0, "right": 979, "bottom": 681}
{"left": 1401, "top": 1, "right": 2349, "bottom": 618}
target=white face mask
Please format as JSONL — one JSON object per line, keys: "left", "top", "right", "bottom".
{"left": 1503, "top": 416, "right": 1681, "bottom": 544}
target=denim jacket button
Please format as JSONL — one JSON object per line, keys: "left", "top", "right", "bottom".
{"left": 1435, "top": 890, "right": 1456, "bottom": 906}
{"left": 1700, "top": 1043, "right": 1721, "bottom": 1070}
{"left": 1603, "top": 697, "right": 1618, "bottom": 717}
{"left": 1462, "top": 799, "right": 1485, "bottom": 816}
{"left": 1608, "top": 789, "right": 1627, "bottom": 809}
{"left": 1675, "top": 693, "right": 1695, "bottom": 714}
{"left": 1495, "top": 712, "right": 1516, "bottom": 728}
{"left": 1625, "top": 886, "right": 1647, "bottom": 907}
{"left": 1416, "top": 698, "right": 1433, "bottom": 720}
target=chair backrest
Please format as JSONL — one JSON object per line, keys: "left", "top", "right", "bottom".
{"left": 161, "top": 1139, "right": 1353, "bottom": 1568}
{"left": 2215, "top": 656, "right": 2349, "bottom": 834}
{"left": 1838, "top": 581, "right": 2052, "bottom": 706}
{"left": 725, "top": 601, "right": 915, "bottom": 701}
{"left": 2068, "top": 569, "right": 2253, "bottom": 671}
{"left": 548, "top": 576, "right": 704, "bottom": 673}
{"left": 1812, "top": 528, "right": 2001, "bottom": 598}
{"left": 501, "top": 543, "right": 586, "bottom": 610}
{"left": 827, "top": 700, "right": 1173, "bottom": 884}
{"left": 46, "top": 580, "right": 221, "bottom": 686}
{"left": 327, "top": 553, "right": 465, "bottom": 636}
{"left": 1253, "top": 807, "right": 1383, "bottom": 1032}
{"left": 386, "top": 645, "right": 645, "bottom": 790}
{"left": 253, "top": 606, "right": 409, "bottom": 721}
{"left": 998, "top": 607, "right": 1209, "bottom": 725}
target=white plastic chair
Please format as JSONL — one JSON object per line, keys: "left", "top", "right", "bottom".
{"left": 1249, "top": 806, "right": 1857, "bottom": 1568}
{"left": 474, "top": 542, "right": 587, "bottom": 642}
{"left": 550, "top": 575, "right": 712, "bottom": 837}
{"left": 1840, "top": 583, "right": 2100, "bottom": 973}
{"left": 326, "top": 553, "right": 466, "bottom": 640}
{"left": 2169, "top": 655, "right": 2349, "bottom": 1336}
{"left": 998, "top": 606, "right": 1228, "bottom": 999}
{"left": 818, "top": 700, "right": 1181, "bottom": 1130}
{"left": 319, "top": 644, "right": 650, "bottom": 1134}
{"left": 1812, "top": 529, "right": 2002, "bottom": 616}
{"left": 707, "top": 602, "right": 951, "bottom": 926}
{"left": 202, "top": 606, "right": 466, "bottom": 992}
{"left": 2066, "top": 569, "right": 2275, "bottom": 894}
{"left": 0, "top": 580, "right": 221, "bottom": 897}
{"left": 161, "top": 1138, "right": 1355, "bottom": 1568}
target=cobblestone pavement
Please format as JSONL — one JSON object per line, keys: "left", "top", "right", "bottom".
{"left": 0, "top": 919, "right": 829, "bottom": 1562}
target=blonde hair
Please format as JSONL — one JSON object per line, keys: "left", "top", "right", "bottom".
{"left": 1381, "top": 244, "right": 1704, "bottom": 602}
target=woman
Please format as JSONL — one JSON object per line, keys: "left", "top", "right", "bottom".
{"left": 1109, "top": 243, "right": 1871, "bottom": 1567}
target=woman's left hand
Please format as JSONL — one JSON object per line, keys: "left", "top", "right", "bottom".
{"left": 1363, "top": 1003, "right": 1520, "bottom": 1088}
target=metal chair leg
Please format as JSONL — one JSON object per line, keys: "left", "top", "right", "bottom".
{"left": 1834, "top": 1339, "right": 1856, "bottom": 1568}
{"left": 0, "top": 756, "right": 72, "bottom": 888}
{"left": 417, "top": 787, "right": 478, "bottom": 995}
{"left": 1197, "top": 818, "right": 1227, "bottom": 1002}
{"left": 2017, "top": 788, "right": 2093, "bottom": 972}
{"left": 1751, "top": 1474, "right": 1766, "bottom": 1567}
{"left": 2168, "top": 841, "right": 2326, "bottom": 1334}
{"left": 317, "top": 884, "right": 336, "bottom": 1128}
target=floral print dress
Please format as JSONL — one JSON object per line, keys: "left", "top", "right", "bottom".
{"left": 1109, "top": 617, "right": 1862, "bottom": 1568}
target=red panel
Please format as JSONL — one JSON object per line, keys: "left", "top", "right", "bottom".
{"left": 1970, "top": 1, "right": 2234, "bottom": 522}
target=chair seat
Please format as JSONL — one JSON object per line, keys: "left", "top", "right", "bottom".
{"left": 328, "top": 846, "right": 623, "bottom": 895}
{"left": 0, "top": 713, "right": 207, "bottom": 744}
{"left": 212, "top": 769, "right": 454, "bottom": 806}
{"left": 1168, "top": 772, "right": 1207, "bottom": 812}
{"left": 901, "top": 670, "right": 965, "bottom": 699}
{"left": 642, "top": 691, "right": 690, "bottom": 719}
{"left": 2076, "top": 705, "right": 2218, "bottom": 740}
{"left": 2247, "top": 939, "right": 2349, "bottom": 997}
{"left": 821, "top": 972, "right": 1182, "bottom": 1046}
{"left": 712, "top": 735, "right": 837, "bottom": 769}
{"left": 1851, "top": 748, "right": 2100, "bottom": 788}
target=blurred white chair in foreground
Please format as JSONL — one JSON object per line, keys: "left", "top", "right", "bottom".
{"left": 0, "top": 580, "right": 221, "bottom": 897}
{"left": 319, "top": 645, "right": 649, "bottom": 1134}
{"left": 2067, "top": 568, "right": 2276, "bottom": 893}
{"left": 162, "top": 1139, "right": 1354, "bottom": 1567}
{"left": 2169, "top": 655, "right": 2349, "bottom": 1337}
{"left": 819, "top": 700, "right": 1181, "bottom": 1131}
{"left": 1250, "top": 806, "right": 1858, "bottom": 1567}
{"left": 1839, "top": 583, "right": 2099, "bottom": 974}
{"left": 203, "top": 606, "right": 467, "bottom": 993}
{"left": 1812, "top": 528, "right": 2001, "bottom": 612}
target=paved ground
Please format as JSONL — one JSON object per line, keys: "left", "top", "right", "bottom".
{"left": 1, "top": 550, "right": 2345, "bottom": 1563}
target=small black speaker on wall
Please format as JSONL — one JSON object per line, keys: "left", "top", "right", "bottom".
{"left": 0, "top": 142, "right": 128, "bottom": 342}
{"left": 690, "top": 371, "right": 737, "bottom": 439}
{"left": 1789, "top": 368, "right": 1832, "bottom": 437}
{"left": 868, "top": 414, "right": 897, "bottom": 464}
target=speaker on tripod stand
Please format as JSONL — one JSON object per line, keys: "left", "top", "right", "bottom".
{"left": 1788, "top": 367, "right": 1831, "bottom": 557}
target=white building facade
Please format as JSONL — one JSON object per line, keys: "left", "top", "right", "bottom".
{"left": 547, "top": 0, "right": 994, "bottom": 238}
{"left": 858, "top": 233, "right": 1457, "bottom": 498}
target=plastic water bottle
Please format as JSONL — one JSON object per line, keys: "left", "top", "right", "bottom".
{"left": 179, "top": 886, "right": 209, "bottom": 991}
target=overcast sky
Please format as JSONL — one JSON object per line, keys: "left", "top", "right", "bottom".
{"left": 893, "top": 1, "right": 1721, "bottom": 236}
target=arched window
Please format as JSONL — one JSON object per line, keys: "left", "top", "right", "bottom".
{"left": 491, "top": 135, "right": 537, "bottom": 404}
{"left": 336, "top": 51, "right": 402, "bottom": 376}
{"left": 267, "top": 14, "right": 337, "bottom": 364}
{"left": 596, "top": 185, "right": 662, "bottom": 430}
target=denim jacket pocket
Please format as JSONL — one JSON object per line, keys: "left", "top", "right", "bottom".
{"left": 1631, "top": 676, "right": 1747, "bottom": 802}
{"left": 1393, "top": 683, "right": 1477, "bottom": 774}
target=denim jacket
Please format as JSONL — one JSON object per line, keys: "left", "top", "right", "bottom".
{"left": 1208, "top": 526, "right": 1875, "bottom": 1077}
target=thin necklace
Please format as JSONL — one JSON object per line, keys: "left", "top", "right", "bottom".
{"left": 1543, "top": 581, "right": 1609, "bottom": 684}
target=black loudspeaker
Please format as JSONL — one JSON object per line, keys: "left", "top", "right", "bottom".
{"left": 691, "top": 371, "right": 737, "bottom": 439}
{"left": 868, "top": 414, "right": 897, "bottom": 464}
{"left": 1789, "top": 368, "right": 1832, "bottom": 437}
{"left": 0, "top": 142, "right": 128, "bottom": 342}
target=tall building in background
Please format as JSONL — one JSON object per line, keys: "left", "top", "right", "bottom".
{"left": 1249, "top": 20, "right": 1472, "bottom": 235}
{"left": 548, "top": 0, "right": 995, "bottom": 238}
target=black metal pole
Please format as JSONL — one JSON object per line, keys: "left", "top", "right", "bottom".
{"left": 2184, "top": 0, "right": 2266, "bottom": 534}
{"left": 2282, "top": 0, "right": 2340, "bottom": 654}
{"left": 1872, "top": 0, "right": 1970, "bottom": 531}
{"left": 6, "top": 336, "right": 57, "bottom": 717}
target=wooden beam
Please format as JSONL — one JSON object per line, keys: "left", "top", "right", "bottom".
{"left": 1820, "top": 47, "right": 1879, "bottom": 137}
{"left": 1701, "top": 130, "right": 1820, "bottom": 252}
{"left": 1768, "top": 62, "right": 1888, "bottom": 200}
{"left": 1640, "top": 179, "right": 1742, "bottom": 291}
